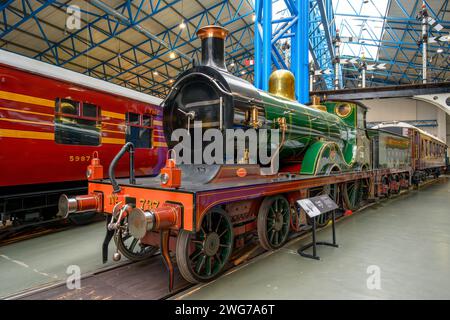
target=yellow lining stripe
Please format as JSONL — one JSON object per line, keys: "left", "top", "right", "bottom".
{"left": 153, "top": 142, "right": 167, "bottom": 147}
{"left": 103, "top": 111, "right": 125, "bottom": 120}
{"left": 153, "top": 120, "right": 163, "bottom": 126}
{"left": 0, "top": 128, "right": 54, "bottom": 140}
{"left": 102, "top": 129, "right": 124, "bottom": 134}
{"left": 103, "top": 121, "right": 123, "bottom": 126}
{"left": 0, "top": 90, "right": 54, "bottom": 107}
{"left": 102, "top": 137, "right": 125, "bottom": 145}
{"left": 0, "top": 107, "right": 53, "bottom": 118}
{"left": 0, "top": 118, "right": 54, "bottom": 126}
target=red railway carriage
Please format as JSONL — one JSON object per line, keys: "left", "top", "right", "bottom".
{"left": 0, "top": 49, "right": 167, "bottom": 226}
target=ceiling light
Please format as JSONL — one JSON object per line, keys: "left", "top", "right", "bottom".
{"left": 437, "top": 48, "right": 444, "bottom": 54}
{"left": 241, "top": 70, "right": 246, "bottom": 75}
{"left": 252, "top": 14, "right": 256, "bottom": 22}
{"left": 179, "top": 20, "right": 186, "bottom": 29}
{"left": 169, "top": 52, "right": 176, "bottom": 59}
{"left": 153, "top": 71, "right": 159, "bottom": 76}
{"left": 229, "top": 62, "right": 235, "bottom": 67}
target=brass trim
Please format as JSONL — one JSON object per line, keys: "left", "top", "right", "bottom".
{"left": 197, "top": 25, "right": 229, "bottom": 40}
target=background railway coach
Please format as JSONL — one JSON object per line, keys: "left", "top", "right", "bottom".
{"left": 0, "top": 50, "right": 167, "bottom": 229}
{"left": 373, "top": 122, "right": 447, "bottom": 183}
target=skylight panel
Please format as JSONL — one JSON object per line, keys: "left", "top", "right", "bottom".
{"left": 333, "top": 0, "right": 389, "bottom": 60}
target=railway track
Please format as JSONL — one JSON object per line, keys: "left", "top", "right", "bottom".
{"left": 3, "top": 177, "right": 445, "bottom": 300}
{"left": 0, "top": 214, "right": 104, "bottom": 246}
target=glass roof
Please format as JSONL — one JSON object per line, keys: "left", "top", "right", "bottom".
{"left": 333, "top": 0, "right": 390, "bottom": 60}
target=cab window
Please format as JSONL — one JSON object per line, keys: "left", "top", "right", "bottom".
{"left": 126, "top": 112, "right": 153, "bottom": 148}
{"left": 54, "top": 98, "right": 101, "bottom": 146}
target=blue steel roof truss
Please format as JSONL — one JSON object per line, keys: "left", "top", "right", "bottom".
{"left": 0, "top": 0, "right": 448, "bottom": 97}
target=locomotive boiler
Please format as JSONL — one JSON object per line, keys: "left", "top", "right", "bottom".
{"left": 163, "top": 26, "right": 370, "bottom": 176}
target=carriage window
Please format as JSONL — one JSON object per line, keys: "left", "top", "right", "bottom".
{"left": 126, "top": 112, "right": 153, "bottom": 148}
{"left": 83, "top": 102, "right": 99, "bottom": 118}
{"left": 54, "top": 98, "right": 101, "bottom": 146}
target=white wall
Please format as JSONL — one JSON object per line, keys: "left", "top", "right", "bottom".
{"left": 447, "top": 114, "right": 450, "bottom": 147}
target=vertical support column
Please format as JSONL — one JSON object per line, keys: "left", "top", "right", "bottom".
{"left": 422, "top": 8, "right": 428, "bottom": 84}
{"left": 296, "top": 0, "right": 309, "bottom": 103}
{"left": 362, "top": 68, "right": 366, "bottom": 88}
{"left": 334, "top": 29, "right": 341, "bottom": 90}
{"left": 254, "top": 0, "right": 262, "bottom": 89}
{"left": 262, "top": 0, "right": 272, "bottom": 91}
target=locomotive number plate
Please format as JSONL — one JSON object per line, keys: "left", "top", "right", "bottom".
{"left": 139, "top": 199, "right": 160, "bottom": 211}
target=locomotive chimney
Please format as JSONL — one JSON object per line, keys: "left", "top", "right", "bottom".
{"left": 197, "top": 25, "right": 229, "bottom": 71}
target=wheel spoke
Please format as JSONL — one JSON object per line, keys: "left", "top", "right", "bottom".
{"left": 129, "top": 238, "right": 138, "bottom": 252}
{"left": 206, "top": 256, "right": 212, "bottom": 276}
{"left": 215, "top": 215, "right": 223, "bottom": 233}
{"left": 270, "top": 230, "right": 276, "bottom": 244}
{"left": 207, "top": 213, "right": 212, "bottom": 232}
{"left": 190, "top": 249, "right": 202, "bottom": 262}
{"left": 215, "top": 253, "right": 222, "bottom": 266}
{"left": 218, "top": 229, "right": 228, "bottom": 238}
{"left": 268, "top": 207, "right": 275, "bottom": 218}
{"left": 195, "top": 255, "right": 206, "bottom": 274}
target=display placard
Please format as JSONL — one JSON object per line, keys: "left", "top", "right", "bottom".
{"left": 297, "top": 195, "right": 338, "bottom": 218}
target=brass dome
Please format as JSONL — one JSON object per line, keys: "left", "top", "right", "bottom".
{"left": 269, "top": 69, "right": 295, "bottom": 101}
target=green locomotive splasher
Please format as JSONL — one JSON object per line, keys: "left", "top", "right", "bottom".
{"left": 258, "top": 90, "right": 371, "bottom": 175}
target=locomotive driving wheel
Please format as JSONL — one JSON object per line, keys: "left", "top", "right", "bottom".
{"left": 114, "top": 217, "right": 158, "bottom": 261}
{"left": 176, "top": 208, "right": 233, "bottom": 283}
{"left": 306, "top": 184, "right": 339, "bottom": 228}
{"left": 391, "top": 175, "right": 400, "bottom": 194}
{"left": 343, "top": 179, "right": 362, "bottom": 211}
{"left": 381, "top": 175, "right": 391, "bottom": 198}
{"left": 257, "top": 195, "right": 291, "bottom": 250}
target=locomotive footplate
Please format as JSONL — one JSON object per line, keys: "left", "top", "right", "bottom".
{"left": 89, "top": 168, "right": 376, "bottom": 234}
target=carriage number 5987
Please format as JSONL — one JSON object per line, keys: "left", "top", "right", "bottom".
{"left": 69, "top": 155, "right": 91, "bottom": 162}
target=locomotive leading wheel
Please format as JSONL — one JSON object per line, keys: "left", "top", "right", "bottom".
{"left": 115, "top": 217, "right": 158, "bottom": 261}
{"left": 257, "top": 195, "right": 290, "bottom": 250}
{"left": 176, "top": 208, "right": 233, "bottom": 283}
